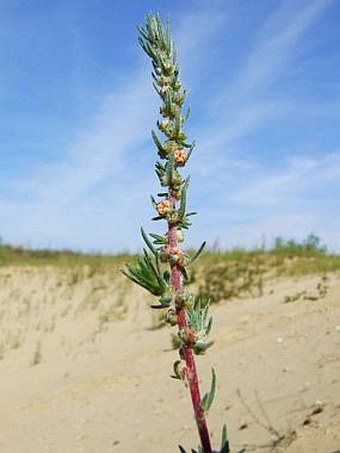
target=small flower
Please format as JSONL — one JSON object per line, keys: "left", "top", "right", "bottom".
{"left": 165, "top": 140, "right": 178, "bottom": 154}
{"left": 171, "top": 170, "right": 182, "bottom": 186}
{"left": 159, "top": 119, "right": 171, "bottom": 133}
{"left": 172, "top": 360, "right": 186, "bottom": 380}
{"left": 167, "top": 210, "right": 180, "bottom": 224}
{"left": 176, "top": 229, "right": 185, "bottom": 243}
{"left": 161, "top": 245, "right": 185, "bottom": 265}
{"left": 157, "top": 199, "right": 172, "bottom": 216}
{"left": 178, "top": 292, "right": 195, "bottom": 309}
{"left": 160, "top": 244, "right": 172, "bottom": 262}
{"left": 174, "top": 149, "right": 187, "bottom": 166}
{"left": 172, "top": 188, "right": 182, "bottom": 200}
{"left": 171, "top": 247, "right": 186, "bottom": 266}
{"left": 177, "top": 131, "right": 186, "bottom": 141}
{"left": 160, "top": 84, "right": 170, "bottom": 95}
{"left": 178, "top": 328, "right": 197, "bottom": 345}
{"left": 166, "top": 308, "right": 178, "bottom": 326}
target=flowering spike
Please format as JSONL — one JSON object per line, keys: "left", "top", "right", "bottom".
{"left": 121, "top": 12, "right": 228, "bottom": 453}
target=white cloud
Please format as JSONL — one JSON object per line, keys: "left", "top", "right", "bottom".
{"left": 232, "top": 152, "right": 340, "bottom": 205}
{"left": 193, "top": 0, "right": 336, "bottom": 169}
{"left": 220, "top": 0, "right": 334, "bottom": 102}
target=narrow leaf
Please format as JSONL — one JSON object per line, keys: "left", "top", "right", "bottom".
{"left": 190, "top": 241, "right": 206, "bottom": 263}
{"left": 179, "top": 177, "right": 189, "bottom": 218}
{"left": 141, "top": 227, "right": 156, "bottom": 256}
{"left": 181, "top": 266, "right": 190, "bottom": 283}
{"left": 150, "top": 233, "right": 167, "bottom": 245}
{"left": 166, "top": 153, "right": 175, "bottom": 182}
{"left": 151, "top": 130, "right": 165, "bottom": 154}
{"left": 186, "top": 140, "right": 195, "bottom": 162}
{"left": 200, "top": 368, "right": 216, "bottom": 412}
{"left": 220, "top": 424, "right": 230, "bottom": 453}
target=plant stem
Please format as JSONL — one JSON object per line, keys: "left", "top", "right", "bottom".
{"left": 168, "top": 195, "right": 212, "bottom": 453}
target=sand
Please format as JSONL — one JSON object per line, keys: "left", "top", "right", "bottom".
{"left": 0, "top": 266, "right": 339, "bottom": 452}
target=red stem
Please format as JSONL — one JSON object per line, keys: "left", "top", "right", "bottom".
{"left": 167, "top": 198, "right": 212, "bottom": 453}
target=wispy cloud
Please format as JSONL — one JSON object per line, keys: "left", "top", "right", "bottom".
{"left": 232, "top": 152, "right": 340, "bottom": 205}
{"left": 224, "top": 0, "right": 334, "bottom": 100}
{"left": 194, "top": 0, "right": 335, "bottom": 162}
{"left": 188, "top": 151, "right": 340, "bottom": 251}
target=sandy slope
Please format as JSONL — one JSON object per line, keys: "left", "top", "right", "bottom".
{"left": 0, "top": 266, "right": 339, "bottom": 452}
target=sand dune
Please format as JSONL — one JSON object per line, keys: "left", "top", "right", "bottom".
{"left": 0, "top": 266, "right": 339, "bottom": 452}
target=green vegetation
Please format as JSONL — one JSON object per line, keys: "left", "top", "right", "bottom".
{"left": 195, "top": 235, "right": 339, "bottom": 305}
{"left": 1, "top": 234, "right": 339, "bottom": 279}
{"left": 0, "top": 241, "right": 133, "bottom": 268}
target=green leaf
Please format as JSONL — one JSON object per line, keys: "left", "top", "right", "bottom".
{"left": 150, "top": 194, "right": 157, "bottom": 208}
{"left": 178, "top": 177, "right": 189, "bottom": 219}
{"left": 181, "top": 266, "right": 190, "bottom": 283}
{"left": 141, "top": 227, "right": 157, "bottom": 256}
{"left": 189, "top": 241, "right": 206, "bottom": 263}
{"left": 220, "top": 424, "right": 230, "bottom": 453}
{"left": 173, "top": 110, "right": 182, "bottom": 138}
{"left": 151, "top": 130, "right": 165, "bottom": 156}
{"left": 150, "top": 233, "right": 168, "bottom": 245}
{"left": 200, "top": 368, "right": 216, "bottom": 413}
{"left": 186, "top": 140, "right": 195, "bottom": 162}
{"left": 165, "top": 88, "right": 173, "bottom": 113}
{"left": 166, "top": 153, "right": 175, "bottom": 182}
{"left": 142, "top": 249, "right": 166, "bottom": 291}
{"left": 121, "top": 246, "right": 168, "bottom": 297}
{"left": 206, "top": 315, "right": 213, "bottom": 336}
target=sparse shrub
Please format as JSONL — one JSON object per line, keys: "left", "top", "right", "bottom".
{"left": 283, "top": 274, "right": 329, "bottom": 303}
{"left": 198, "top": 258, "right": 264, "bottom": 304}
{"left": 272, "top": 233, "right": 327, "bottom": 256}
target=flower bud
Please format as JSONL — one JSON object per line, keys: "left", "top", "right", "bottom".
{"left": 160, "top": 245, "right": 172, "bottom": 262}
{"left": 165, "top": 140, "right": 177, "bottom": 154}
{"left": 176, "top": 229, "right": 185, "bottom": 243}
{"left": 166, "top": 210, "right": 180, "bottom": 223}
{"left": 159, "top": 119, "right": 171, "bottom": 133}
{"left": 173, "top": 360, "right": 186, "bottom": 380}
{"left": 160, "top": 85, "right": 170, "bottom": 95}
{"left": 166, "top": 308, "right": 178, "bottom": 326}
{"left": 171, "top": 171, "right": 182, "bottom": 186}
{"left": 177, "top": 131, "right": 186, "bottom": 141}
{"left": 172, "top": 188, "right": 182, "bottom": 200}
{"left": 174, "top": 149, "right": 187, "bottom": 166}
{"left": 175, "top": 292, "right": 194, "bottom": 309}
{"left": 156, "top": 199, "right": 172, "bottom": 216}
{"left": 173, "top": 80, "right": 181, "bottom": 91}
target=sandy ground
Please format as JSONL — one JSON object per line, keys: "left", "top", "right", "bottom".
{"left": 0, "top": 266, "right": 339, "bottom": 452}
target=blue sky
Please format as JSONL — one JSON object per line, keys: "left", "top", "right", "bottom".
{"left": 1, "top": 0, "right": 340, "bottom": 253}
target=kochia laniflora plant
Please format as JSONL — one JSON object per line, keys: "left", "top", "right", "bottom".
{"left": 123, "top": 13, "right": 229, "bottom": 453}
